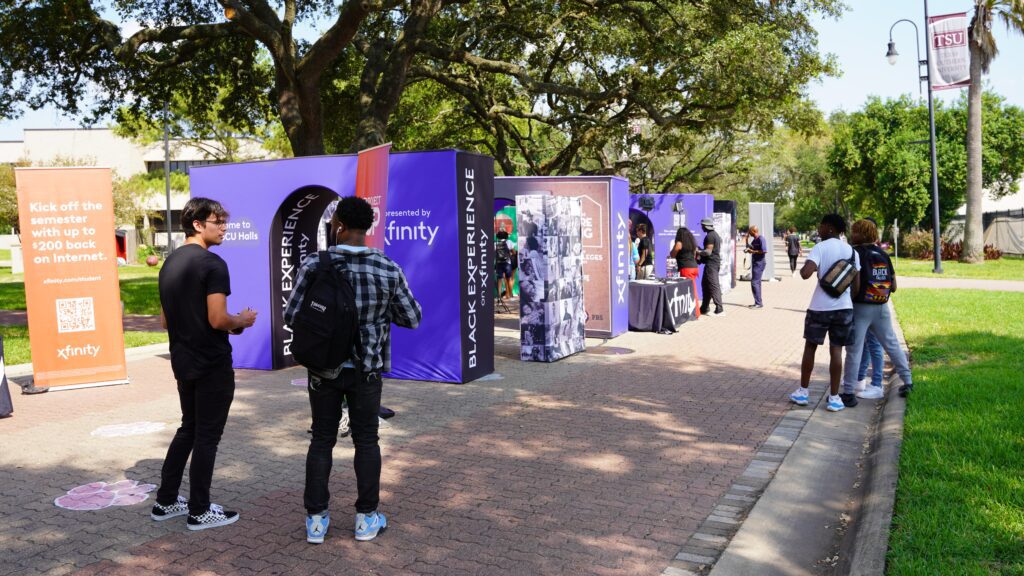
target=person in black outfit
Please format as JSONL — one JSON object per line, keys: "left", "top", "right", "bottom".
{"left": 636, "top": 224, "right": 655, "bottom": 279}
{"left": 698, "top": 217, "right": 725, "bottom": 317}
{"left": 746, "top": 225, "right": 767, "bottom": 308}
{"left": 152, "top": 198, "right": 257, "bottom": 531}
{"left": 785, "top": 226, "right": 802, "bottom": 275}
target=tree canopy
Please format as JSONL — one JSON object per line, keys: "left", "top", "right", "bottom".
{"left": 2, "top": 0, "right": 843, "bottom": 193}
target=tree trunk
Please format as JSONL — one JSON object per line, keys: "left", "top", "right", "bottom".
{"left": 277, "top": 71, "right": 326, "bottom": 157}
{"left": 963, "top": 40, "right": 985, "bottom": 263}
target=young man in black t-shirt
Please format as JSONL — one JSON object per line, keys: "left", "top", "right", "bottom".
{"left": 151, "top": 198, "right": 257, "bottom": 531}
{"left": 636, "top": 224, "right": 655, "bottom": 279}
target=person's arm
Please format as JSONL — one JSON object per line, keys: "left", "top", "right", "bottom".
{"left": 160, "top": 307, "right": 167, "bottom": 330}
{"left": 283, "top": 254, "right": 317, "bottom": 326}
{"left": 207, "top": 293, "right": 257, "bottom": 333}
{"left": 700, "top": 239, "right": 714, "bottom": 256}
{"left": 800, "top": 259, "right": 817, "bottom": 279}
{"left": 670, "top": 241, "right": 682, "bottom": 258}
{"left": 638, "top": 242, "right": 649, "bottom": 265}
{"left": 389, "top": 268, "right": 423, "bottom": 329}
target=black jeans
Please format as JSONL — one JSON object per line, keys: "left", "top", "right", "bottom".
{"left": 700, "top": 263, "right": 723, "bottom": 314}
{"left": 304, "top": 368, "right": 382, "bottom": 515}
{"left": 156, "top": 367, "right": 235, "bottom": 516}
{"left": 788, "top": 254, "right": 798, "bottom": 272}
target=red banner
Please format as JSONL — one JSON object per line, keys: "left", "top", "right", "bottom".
{"left": 928, "top": 12, "right": 970, "bottom": 91}
{"left": 356, "top": 143, "right": 392, "bottom": 249}
{"left": 15, "top": 168, "right": 128, "bottom": 390}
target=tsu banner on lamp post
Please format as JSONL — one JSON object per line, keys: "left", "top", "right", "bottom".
{"left": 356, "top": 143, "right": 392, "bottom": 249}
{"left": 14, "top": 168, "right": 128, "bottom": 390}
{"left": 928, "top": 12, "right": 970, "bottom": 91}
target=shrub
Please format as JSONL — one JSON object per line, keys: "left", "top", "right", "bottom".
{"left": 900, "top": 230, "right": 934, "bottom": 259}
{"left": 136, "top": 244, "right": 159, "bottom": 264}
{"left": 984, "top": 244, "right": 1003, "bottom": 261}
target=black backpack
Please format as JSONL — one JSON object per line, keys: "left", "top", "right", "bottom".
{"left": 289, "top": 251, "right": 360, "bottom": 378}
{"left": 853, "top": 245, "right": 895, "bottom": 304}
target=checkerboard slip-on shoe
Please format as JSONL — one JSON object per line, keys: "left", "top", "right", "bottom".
{"left": 306, "top": 511, "right": 330, "bottom": 544}
{"left": 187, "top": 504, "right": 239, "bottom": 531}
{"left": 151, "top": 496, "right": 188, "bottom": 521}
{"left": 354, "top": 511, "right": 387, "bottom": 541}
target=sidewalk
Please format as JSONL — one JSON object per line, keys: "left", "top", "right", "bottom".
{"left": 2, "top": 272, "right": 858, "bottom": 576}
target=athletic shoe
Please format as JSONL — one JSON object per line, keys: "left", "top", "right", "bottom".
{"left": 151, "top": 495, "right": 189, "bottom": 521}
{"left": 857, "top": 386, "right": 884, "bottom": 400}
{"left": 748, "top": 304, "right": 763, "bottom": 309}
{"left": 354, "top": 511, "right": 387, "bottom": 541}
{"left": 853, "top": 379, "right": 867, "bottom": 394}
{"left": 187, "top": 504, "right": 239, "bottom": 531}
{"left": 826, "top": 395, "right": 845, "bottom": 412}
{"left": 339, "top": 407, "right": 351, "bottom": 438}
{"left": 713, "top": 310, "right": 726, "bottom": 318}
{"left": 306, "top": 511, "right": 330, "bottom": 544}
{"left": 898, "top": 383, "right": 913, "bottom": 397}
{"left": 839, "top": 393, "right": 859, "bottom": 408}
{"left": 789, "top": 388, "right": 809, "bottom": 406}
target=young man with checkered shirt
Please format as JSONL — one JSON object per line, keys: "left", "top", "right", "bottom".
{"left": 284, "top": 196, "right": 422, "bottom": 544}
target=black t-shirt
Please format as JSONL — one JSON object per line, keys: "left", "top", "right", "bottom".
{"left": 675, "top": 243, "right": 698, "bottom": 269}
{"left": 702, "top": 230, "right": 722, "bottom": 267}
{"left": 786, "top": 234, "right": 801, "bottom": 256}
{"left": 638, "top": 237, "right": 654, "bottom": 266}
{"left": 159, "top": 243, "right": 232, "bottom": 380}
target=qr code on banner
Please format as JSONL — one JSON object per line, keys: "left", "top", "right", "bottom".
{"left": 56, "top": 297, "right": 96, "bottom": 333}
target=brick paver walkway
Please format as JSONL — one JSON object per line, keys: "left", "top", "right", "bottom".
{"left": 1, "top": 268, "right": 823, "bottom": 576}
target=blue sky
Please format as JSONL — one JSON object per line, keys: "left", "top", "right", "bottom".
{"left": 3, "top": 1, "right": 1023, "bottom": 141}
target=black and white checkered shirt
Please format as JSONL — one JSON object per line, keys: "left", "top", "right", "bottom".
{"left": 283, "top": 245, "right": 422, "bottom": 374}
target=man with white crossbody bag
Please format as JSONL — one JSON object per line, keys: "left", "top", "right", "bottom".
{"left": 789, "top": 213, "right": 860, "bottom": 412}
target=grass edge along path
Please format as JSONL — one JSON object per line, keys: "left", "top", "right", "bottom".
{"left": 0, "top": 325, "right": 166, "bottom": 365}
{"left": 888, "top": 289, "right": 1024, "bottom": 575}
{"left": 892, "top": 256, "right": 1024, "bottom": 281}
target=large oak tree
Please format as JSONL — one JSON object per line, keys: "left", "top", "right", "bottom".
{"left": 2, "top": 0, "right": 842, "bottom": 192}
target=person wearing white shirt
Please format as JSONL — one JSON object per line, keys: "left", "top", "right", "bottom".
{"left": 789, "top": 214, "right": 861, "bottom": 413}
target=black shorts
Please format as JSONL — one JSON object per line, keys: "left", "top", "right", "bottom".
{"left": 804, "top": 309, "right": 855, "bottom": 346}
{"left": 496, "top": 262, "right": 514, "bottom": 279}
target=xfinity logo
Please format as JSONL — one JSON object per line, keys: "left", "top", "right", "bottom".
{"left": 615, "top": 212, "right": 629, "bottom": 304}
{"left": 668, "top": 287, "right": 696, "bottom": 319}
{"left": 57, "top": 344, "right": 101, "bottom": 360}
{"left": 310, "top": 301, "right": 327, "bottom": 313}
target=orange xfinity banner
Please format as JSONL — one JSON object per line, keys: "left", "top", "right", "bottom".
{"left": 355, "top": 143, "right": 392, "bottom": 250}
{"left": 15, "top": 167, "right": 128, "bottom": 390}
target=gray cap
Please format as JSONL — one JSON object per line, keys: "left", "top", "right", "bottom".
{"left": 700, "top": 217, "right": 714, "bottom": 228}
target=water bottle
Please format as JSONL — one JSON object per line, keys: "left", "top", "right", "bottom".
{"left": 665, "top": 255, "right": 677, "bottom": 280}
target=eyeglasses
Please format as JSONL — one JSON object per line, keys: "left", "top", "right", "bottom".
{"left": 203, "top": 219, "right": 229, "bottom": 228}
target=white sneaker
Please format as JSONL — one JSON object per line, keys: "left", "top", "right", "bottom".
{"left": 854, "top": 379, "right": 867, "bottom": 394}
{"left": 789, "top": 388, "right": 809, "bottom": 406}
{"left": 857, "top": 386, "right": 884, "bottom": 400}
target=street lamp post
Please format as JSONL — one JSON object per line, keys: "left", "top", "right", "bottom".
{"left": 886, "top": 0, "right": 943, "bottom": 274}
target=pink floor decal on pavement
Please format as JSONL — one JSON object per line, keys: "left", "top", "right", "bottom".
{"left": 54, "top": 480, "right": 157, "bottom": 510}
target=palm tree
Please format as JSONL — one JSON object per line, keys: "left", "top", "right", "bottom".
{"left": 963, "top": 0, "right": 1024, "bottom": 263}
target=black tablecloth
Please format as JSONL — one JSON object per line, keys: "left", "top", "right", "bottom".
{"left": 628, "top": 278, "right": 698, "bottom": 333}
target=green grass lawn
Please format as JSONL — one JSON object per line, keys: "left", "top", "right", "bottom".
{"left": 892, "top": 256, "right": 1024, "bottom": 281}
{"left": 0, "top": 324, "right": 167, "bottom": 365}
{"left": 0, "top": 264, "right": 161, "bottom": 314}
{"left": 0, "top": 249, "right": 10, "bottom": 261}
{"left": 888, "top": 289, "right": 1024, "bottom": 575}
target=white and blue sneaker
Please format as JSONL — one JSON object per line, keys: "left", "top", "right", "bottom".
{"left": 789, "top": 388, "right": 809, "bottom": 406}
{"left": 306, "top": 511, "right": 330, "bottom": 544}
{"left": 354, "top": 511, "right": 387, "bottom": 541}
{"left": 826, "top": 394, "right": 845, "bottom": 412}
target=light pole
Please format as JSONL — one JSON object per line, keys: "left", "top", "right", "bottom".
{"left": 163, "top": 101, "right": 174, "bottom": 254}
{"left": 886, "top": 1, "right": 943, "bottom": 274}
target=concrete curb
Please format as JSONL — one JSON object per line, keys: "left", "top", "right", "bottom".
{"left": 845, "top": 302, "right": 910, "bottom": 575}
